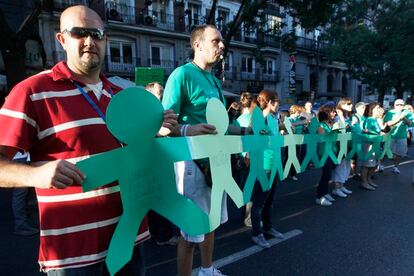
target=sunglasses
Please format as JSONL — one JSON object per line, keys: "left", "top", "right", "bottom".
{"left": 62, "top": 27, "right": 106, "bottom": 40}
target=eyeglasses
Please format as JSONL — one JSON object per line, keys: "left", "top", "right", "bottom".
{"left": 62, "top": 27, "right": 106, "bottom": 40}
{"left": 395, "top": 104, "right": 404, "bottom": 106}
{"left": 346, "top": 103, "right": 352, "bottom": 105}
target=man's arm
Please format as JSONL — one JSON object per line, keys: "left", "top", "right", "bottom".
{"left": 0, "top": 146, "right": 84, "bottom": 189}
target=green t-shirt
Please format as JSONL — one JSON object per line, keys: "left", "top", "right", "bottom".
{"left": 384, "top": 110, "right": 409, "bottom": 139}
{"left": 263, "top": 114, "right": 276, "bottom": 170}
{"left": 318, "top": 121, "right": 338, "bottom": 156}
{"left": 289, "top": 116, "right": 304, "bottom": 134}
{"left": 350, "top": 114, "right": 364, "bottom": 134}
{"left": 363, "top": 117, "right": 381, "bottom": 135}
{"left": 162, "top": 62, "right": 226, "bottom": 125}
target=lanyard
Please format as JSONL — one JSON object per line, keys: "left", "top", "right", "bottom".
{"left": 191, "top": 62, "right": 225, "bottom": 104}
{"left": 73, "top": 81, "right": 113, "bottom": 122}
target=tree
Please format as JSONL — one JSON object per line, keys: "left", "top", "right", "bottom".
{"left": 205, "top": 0, "right": 341, "bottom": 77}
{"left": 323, "top": 0, "right": 414, "bottom": 103}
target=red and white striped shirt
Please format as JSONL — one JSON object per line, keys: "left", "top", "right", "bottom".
{"left": 0, "top": 62, "right": 149, "bottom": 271}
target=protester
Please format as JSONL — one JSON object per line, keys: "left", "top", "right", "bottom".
{"left": 162, "top": 24, "right": 235, "bottom": 276}
{"left": 315, "top": 103, "right": 338, "bottom": 206}
{"left": 0, "top": 5, "right": 177, "bottom": 275}
{"left": 249, "top": 90, "right": 285, "bottom": 248}
{"left": 359, "top": 102, "right": 384, "bottom": 190}
{"left": 331, "top": 98, "right": 353, "bottom": 198}
{"left": 384, "top": 99, "right": 414, "bottom": 174}
{"left": 349, "top": 102, "right": 367, "bottom": 178}
{"left": 234, "top": 91, "right": 257, "bottom": 228}
{"left": 227, "top": 101, "right": 241, "bottom": 124}
{"left": 301, "top": 101, "right": 316, "bottom": 123}
{"left": 145, "top": 81, "right": 164, "bottom": 100}
{"left": 287, "top": 105, "right": 308, "bottom": 180}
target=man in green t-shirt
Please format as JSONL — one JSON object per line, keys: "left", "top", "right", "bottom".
{"left": 384, "top": 99, "right": 414, "bottom": 174}
{"left": 163, "top": 25, "right": 242, "bottom": 276}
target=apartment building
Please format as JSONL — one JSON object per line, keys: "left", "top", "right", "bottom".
{"left": 4, "top": 0, "right": 366, "bottom": 103}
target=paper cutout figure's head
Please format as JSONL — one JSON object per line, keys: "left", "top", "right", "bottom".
{"left": 106, "top": 87, "right": 164, "bottom": 143}
{"left": 251, "top": 107, "right": 265, "bottom": 134}
{"left": 266, "top": 115, "right": 280, "bottom": 135}
{"left": 308, "top": 118, "right": 319, "bottom": 134}
{"left": 284, "top": 117, "right": 293, "bottom": 135}
{"left": 206, "top": 98, "right": 228, "bottom": 135}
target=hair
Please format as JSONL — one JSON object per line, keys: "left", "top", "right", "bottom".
{"left": 317, "top": 103, "right": 336, "bottom": 123}
{"left": 256, "top": 89, "right": 279, "bottom": 110}
{"left": 364, "top": 102, "right": 380, "bottom": 117}
{"left": 145, "top": 82, "right": 162, "bottom": 91}
{"left": 289, "top": 105, "right": 304, "bottom": 115}
{"left": 336, "top": 97, "right": 353, "bottom": 117}
{"left": 190, "top": 24, "right": 217, "bottom": 51}
{"left": 240, "top": 92, "right": 256, "bottom": 108}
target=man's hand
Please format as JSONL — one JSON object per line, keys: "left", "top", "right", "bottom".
{"left": 32, "top": 160, "right": 85, "bottom": 189}
{"left": 157, "top": 109, "right": 178, "bottom": 137}
{"left": 186, "top": 124, "right": 217, "bottom": 136}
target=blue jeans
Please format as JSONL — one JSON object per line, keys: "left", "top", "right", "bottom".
{"left": 46, "top": 244, "right": 145, "bottom": 276}
{"left": 251, "top": 173, "right": 278, "bottom": 236}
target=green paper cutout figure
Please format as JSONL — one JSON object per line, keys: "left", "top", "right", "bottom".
{"left": 185, "top": 98, "right": 244, "bottom": 229}
{"left": 300, "top": 118, "right": 324, "bottom": 170}
{"left": 379, "top": 133, "right": 393, "bottom": 159}
{"left": 267, "top": 115, "right": 285, "bottom": 184}
{"left": 346, "top": 132, "right": 364, "bottom": 161}
{"left": 241, "top": 107, "right": 271, "bottom": 203}
{"left": 282, "top": 117, "right": 304, "bottom": 179}
{"left": 335, "top": 121, "right": 352, "bottom": 163}
{"left": 319, "top": 128, "right": 339, "bottom": 165}
{"left": 76, "top": 87, "right": 210, "bottom": 275}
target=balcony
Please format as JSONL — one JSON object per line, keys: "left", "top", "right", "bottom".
{"left": 105, "top": 56, "right": 141, "bottom": 75}
{"left": 240, "top": 69, "right": 262, "bottom": 81}
{"left": 263, "top": 71, "right": 279, "bottom": 82}
{"left": 263, "top": 34, "right": 281, "bottom": 48}
{"left": 147, "top": 59, "right": 178, "bottom": 75}
{"left": 105, "top": 2, "right": 184, "bottom": 33}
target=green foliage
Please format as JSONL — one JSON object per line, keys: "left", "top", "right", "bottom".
{"left": 324, "top": 0, "right": 414, "bottom": 99}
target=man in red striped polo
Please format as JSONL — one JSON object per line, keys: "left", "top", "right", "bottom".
{"left": 0, "top": 5, "right": 176, "bottom": 275}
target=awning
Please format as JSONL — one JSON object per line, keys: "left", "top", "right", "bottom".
{"left": 108, "top": 76, "right": 145, "bottom": 90}
{"left": 222, "top": 90, "right": 239, "bottom": 97}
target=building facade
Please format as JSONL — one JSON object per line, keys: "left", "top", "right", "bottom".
{"left": 11, "top": 0, "right": 367, "bottom": 103}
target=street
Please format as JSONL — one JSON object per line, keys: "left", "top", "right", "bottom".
{"left": 1, "top": 147, "right": 414, "bottom": 276}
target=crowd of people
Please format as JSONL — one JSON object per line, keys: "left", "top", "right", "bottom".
{"left": 0, "top": 4, "right": 413, "bottom": 276}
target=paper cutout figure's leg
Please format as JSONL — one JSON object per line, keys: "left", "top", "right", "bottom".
{"left": 269, "top": 156, "right": 284, "bottom": 184}
{"left": 77, "top": 150, "right": 121, "bottom": 192}
{"left": 283, "top": 160, "right": 293, "bottom": 179}
{"left": 257, "top": 170, "right": 271, "bottom": 191}
{"left": 106, "top": 210, "right": 146, "bottom": 276}
{"left": 208, "top": 187, "right": 225, "bottom": 230}
{"left": 153, "top": 194, "right": 211, "bottom": 236}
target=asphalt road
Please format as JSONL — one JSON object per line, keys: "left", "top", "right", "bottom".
{"left": 1, "top": 147, "right": 413, "bottom": 276}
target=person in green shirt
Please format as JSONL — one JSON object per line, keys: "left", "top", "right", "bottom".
{"left": 383, "top": 99, "right": 414, "bottom": 174}
{"left": 163, "top": 25, "right": 247, "bottom": 276}
{"left": 315, "top": 103, "right": 338, "bottom": 206}
{"left": 250, "top": 90, "right": 285, "bottom": 249}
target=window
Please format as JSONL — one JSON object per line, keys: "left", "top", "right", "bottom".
{"left": 109, "top": 41, "right": 134, "bottom": 64}
{"left": 242, "top": 56, "right": 255, "bottom": 73}
{"left": 150, "top": 43, "right": 175, "bottom": 74}
{"left": 107, "top": 39, "right": 136, "bottom": 73}
{"left": 188, "top": 2, "right": 201, "bottom": 26}
{"left": 225, "top": 52, "right": 233, "bottom": 72}
{"left": 217, "top": 8, "right": 229, "bottom": 30}
{"left": 263, "top": 59, "right": 275, "bottom": 75}
{"left": 265, "top": 15, "right": 282, "bottom": 34}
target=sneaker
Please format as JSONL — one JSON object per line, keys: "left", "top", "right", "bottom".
{"left": 341, "top": 187, "right": 352, "bottom": 194}
{"left": 315, "top": 197, "right": 332, "bottom": 206}
{"left": 324, "top": 194, "right": 335, "bottom": 202}
{"left": 291, "top": 176, "right": 298, "bottom": 181}
{"left": 332, "top": 188, "right": 347, "bottom": 198}
{"left": 360, "top": 183, "right": 375, "bottom": 191}
{"left": 263, "top": 228, "right": 285, "bottom": 239}
{"left": 197, "top": 267, "right": 228, "bottom": 276}
{"left": 156, "top": 235, "right": 179, "bottom": 246}
{"left": 392, "top": 167, "right": 400, "bottom": 174}
{"left": 378, "top": 165, "right": 385, "bottom": 172}
{"left": 252, "top": 234, "right": 271, "bottom": 248}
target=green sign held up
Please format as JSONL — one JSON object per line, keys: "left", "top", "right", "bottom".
{"left": 135, "top": 67, "right": 165, "bottom": 86}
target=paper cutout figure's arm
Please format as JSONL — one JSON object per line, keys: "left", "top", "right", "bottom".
{"left": 77, "top": 149, "right": 123, "bottom": 192}
{"left": 267, "top": 116, "right": 285, "bottom": 184}
{"left": 319, "top": 131, "right": 339, "bottom": 164}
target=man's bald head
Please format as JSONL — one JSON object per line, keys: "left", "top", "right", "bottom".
{"left": 60, "top": 5, "right": 104, "bottom": 32}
